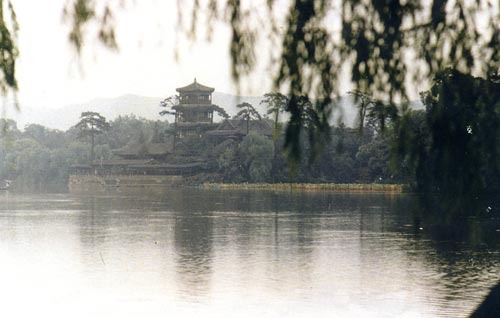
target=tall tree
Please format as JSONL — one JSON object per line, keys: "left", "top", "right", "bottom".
{"left": 260, "top": 92, "right": 289, "bottom": 136}
{"left": 285, "top": 95, "right": 330, "bottom": 163}
{"left": 213, "top": 105, "right": 229, "bottom": 120}
{"left": 234, "top": 102, "right": 261, "bottom": 134}
{"left": 159, "top": 95, "right": 179, "bottom": 117}
{"left": 261, "top": 92, "right": 290, "bottom": 170}
{"left": 349, "top": 91, "right": 398, "bottom": 135}
{"left": 366, "top": 102, "right": 399, "bottom": 134}
{"left": 349, "top": 91, "right": 377, "bottom": 134}
{"left": 159, "top": 95, "right": 180, "bottom": 151}
{"left": 75, "top": 111, "right": 110, "bottom": 162}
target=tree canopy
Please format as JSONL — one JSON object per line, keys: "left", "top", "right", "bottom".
{"left": 397, "top": 69, "right": 500, "bottom": 198}
{"left": 261, "top": 92, "right": 289, "bottom": 128}
{"left": 75, "top": 111, "right": 110, "bottom": 161}
{"left": 234, "top": 102, "right": 262, "bottom": 134}
{"left": 159, "top": 95, "right": 179, "bottom": 117}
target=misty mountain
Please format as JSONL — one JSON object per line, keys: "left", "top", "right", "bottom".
{"left": 12, "top": 95, "right": 164, "bottom": 131}
{"left": 8, "top": 92, "right": 423, "bottom": 131}
{"left": 10, "top": 93, "right": 265, "bottom": 131}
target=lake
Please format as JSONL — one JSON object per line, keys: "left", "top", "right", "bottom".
{"left": 0, "top": 189, "right": 498, "bottom": 317}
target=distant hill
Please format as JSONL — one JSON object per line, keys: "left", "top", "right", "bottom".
{"left": 9, "top": 94, "right": 164, "bottom": 131}
{"left": 8, "top": 92, "right": 423, "bottom": 131}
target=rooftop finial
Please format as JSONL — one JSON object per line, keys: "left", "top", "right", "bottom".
{"left": 194, "top": 77, "right": 197, "bottom": 83}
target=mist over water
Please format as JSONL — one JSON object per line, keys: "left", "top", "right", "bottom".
{"left": 0, "top": 189, "right": 498, "bottom": 317}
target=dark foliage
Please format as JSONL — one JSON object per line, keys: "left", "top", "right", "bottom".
{"left": 402, "top": 70, "right": 500, "bottom": 197}
{"left": 234, "top": 102, "right": 262, "bottom": 134}
{"left": 75, "top": 111, "right": 110, "bottom": 161}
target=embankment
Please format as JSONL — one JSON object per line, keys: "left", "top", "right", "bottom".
{"left": 69, "top": 174, "right": 184, "bottom": 192}
{"left": 201, "top": 183, "right": 406, "bottom": 192}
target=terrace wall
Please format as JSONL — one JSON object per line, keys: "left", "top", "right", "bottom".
{"left": 69, "top": 174, "right": 184, "bottom": 192}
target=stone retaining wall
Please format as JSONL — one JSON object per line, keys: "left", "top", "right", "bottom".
{"left": 69, "top": 174, "right": 184, "bottom": 192}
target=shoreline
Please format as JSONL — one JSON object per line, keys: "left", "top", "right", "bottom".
{"left": 67, "top": 174, "right": 407, "bottom": 193}
{"left": 201, "top": 182, "right": 406, "bottom": 193}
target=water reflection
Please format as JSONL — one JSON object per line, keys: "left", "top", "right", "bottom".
{"left": 0, "top": 190, "right": 498, "bottom": 317}
{"left": 393, "top": 195, "right": 500, "bottom": 316}
{"left": 173, "top": 210, "right": 213, "bottom": 300}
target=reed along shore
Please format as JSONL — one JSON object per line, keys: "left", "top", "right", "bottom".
{"left": 201, "top": 183, "right": 406, "bottom": 193}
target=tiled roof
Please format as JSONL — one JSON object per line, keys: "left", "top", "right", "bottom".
{"left": 113, "top": 143, "right": 172, "bottom": 156}
{"left": 91, "top": 159, "right": 157, "bottom": 166}
{"left": 69, "top": 164, "right": 91, "bottom": 169}
{"left": 129, "top": 162, "right": 203, "bottom": 169}
{"left": 176, "top": 79, "right": 215, "bottom": 93}
{"left": 207, "top": 119, "right": 274, "bottom": 136}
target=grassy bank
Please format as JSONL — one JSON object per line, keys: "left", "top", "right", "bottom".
{"left": 201, "top": 182, "right": 406, "bottom": 193}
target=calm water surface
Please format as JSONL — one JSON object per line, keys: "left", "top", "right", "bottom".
{"left": 0, "top": 189, "right": 498, "bottom": 317}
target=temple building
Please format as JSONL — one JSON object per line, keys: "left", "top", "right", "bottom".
{"left": 69, "top": 79, "right": 273, "bottom": 190}
{"left": 205, "top": 118, "right": 274, "bottom": 143}
{"left": 173, "top": 79, "right": 220, "bottom": 138}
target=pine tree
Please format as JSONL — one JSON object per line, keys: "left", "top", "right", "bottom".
{"left": 75, "top": 111, "right": 110, "bottom": 162}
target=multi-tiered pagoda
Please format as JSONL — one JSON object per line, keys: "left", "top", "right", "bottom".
{"left": 172, "top": 79, "right": 219, "bottom": 138}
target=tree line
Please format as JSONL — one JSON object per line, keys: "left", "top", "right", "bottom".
{"left": 0, "top": 115, "right": 168, "bottom": 191}
{"left": 0, "top": 104, "right": 402, "bottom": 192}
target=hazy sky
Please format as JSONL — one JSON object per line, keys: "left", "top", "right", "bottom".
{"left": 12, "top": 0, "right": 273, "bottom": 112}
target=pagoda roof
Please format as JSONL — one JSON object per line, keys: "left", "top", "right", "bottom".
{"left": 129, "top": 162, "right": 203, "bottom": 169}
{"left": 70, "top": 164, "right": 91, "bottom": 169}
{"left": 175, "top": 122, "right": 217, "bottom": 129}
{"left": 112, "top": 143, "right": 172, "bottom": 157}
{"left": 176, "top": 79, "right": 215, "bottom": 93}
{"left": 205, "top": 119, "right": 274, "bottom": 136}
{"left": 91, "top": 159, "right": 158, "bottom": 166}
{"left": 205, "top": 130, "right": 245, "bottom": 138}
